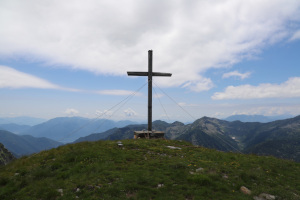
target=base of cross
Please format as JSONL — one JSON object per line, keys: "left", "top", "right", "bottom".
{"left": 133, "top": 130, "right": 165, "bottom": 139}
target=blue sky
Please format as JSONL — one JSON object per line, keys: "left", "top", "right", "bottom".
{"left": 1, "top": 0, "right": 300, "bottom": 123}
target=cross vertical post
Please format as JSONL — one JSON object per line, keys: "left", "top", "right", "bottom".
{"left": 127, "top": 50, "right": 172, "bottom": 138}
{"left": 148, "top": 50, "right": 152, "bottom": 131}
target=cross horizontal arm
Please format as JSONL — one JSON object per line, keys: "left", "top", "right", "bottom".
{"left": 127, "top": 71, "right": 172, "bottom": 77}
{"left": 127, "top": 72, "right": 148, "bottom": 76}
{"left": 152, "top": 72, "right": 172, "bottom": 77}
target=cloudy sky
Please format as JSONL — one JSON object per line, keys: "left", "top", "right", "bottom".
{"left": 1, "top": 0, "right": 300, "bottom": 122}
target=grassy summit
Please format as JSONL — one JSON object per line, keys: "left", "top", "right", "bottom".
{"left": 0, "top": 139, "right": 299, "bottom": 199}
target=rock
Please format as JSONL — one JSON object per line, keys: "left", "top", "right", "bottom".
{"left": 240, "top": 186, "right": 251, "bottom": 195}
{"left": 157, "top": 184, "right": 164, "bottom": 188}
{"left": 253, "top": 197, "right": 264, "bottom": 200}
{"left": 166, "top": 146, "right": 181, "bottom": 150}
{"left": 196, "top": 168, "right": 204, "bottom": 172}
{"left": 0, "top": 143, "right": 15, "bottom": 165}
{"left": 87, "top": 185, "right": 94, "bottom": 190}
{"left": 117, "top": 141, "right": 123, "bottom": 147}
{"left": 118, "top": 143, "right": 123, "bottom": 147}
{"left": 222, "top": 174, "right": 228, "bottom": 179}
{"left": 57, "top": 189, "right": 63, "bottom": 196}
{"left": 76, "top": 188, "right": 80, "bottom": 192}
{"left": 253, "top": 193, "right": 276, "bottom": 200}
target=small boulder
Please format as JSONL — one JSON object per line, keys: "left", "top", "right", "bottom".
{"left": 57, "top": 189, "right": 63, "bottom": 196}
{"left": 166, "top": 146, "right": 181, "bottom": 150}
{"left": 222, "top": 174, "right": 228, "bottom": 179}
{"left": 117, "top": 142, "right": 124, "bottom": 148}
{"left": 260, "top": 193, "right": 275, "bottom": 200}
{"left": 253, "top": 197, "right": 264, "bottom": 200}
{"left": 240, "top": 186, "right": 251, "bottom": 195}
{"left": 196, "top": 168, "right": 204, "bottom": 172}
{"left": 253, "top": 193, "right": 276, "bottom": 200}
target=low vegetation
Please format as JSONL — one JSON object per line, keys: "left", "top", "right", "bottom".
{"left": 0, "top": 139, "right": 299, "bottom": 199}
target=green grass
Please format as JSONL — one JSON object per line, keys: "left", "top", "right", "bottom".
{"left": 0, "top": 139, "right": 299, "bottom": 199}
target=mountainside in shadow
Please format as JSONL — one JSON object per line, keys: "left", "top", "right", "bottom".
{"left": 0, "top": 123, "right": 31, "bottom": 134}
{"left": 76, "top": 116, "right": 300, "bottom": 162}
{"left": 21, "top": 117, "right": 138, "bottom": 143}
{"left": 0, "top": 130, "right": 63, "bottom": 157}
{"left": 0, "top": 143, "right": 15, "bottom": 165}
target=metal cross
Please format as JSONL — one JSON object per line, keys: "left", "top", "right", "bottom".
{"left": 127, "top": 50, "right": 172, "bottom": 131}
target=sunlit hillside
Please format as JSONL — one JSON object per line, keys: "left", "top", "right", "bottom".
{"left": 0, "top": 139, "right": 299, "bottom": 200}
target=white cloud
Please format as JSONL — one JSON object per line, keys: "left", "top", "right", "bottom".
{"left": 0, "top": 65, "right": 60, "bottom": 89}
{"left": 222, "top": 71, "right": 251, "bottom": 80}
{"left": 230, "top": 104, "right": 300, "bottom": 116}
{"left": 95, "top": 109, "right": 114, "bottom": 118}
{"left": 213, "top": 112, "right": 225, "bottom": 118}
{"left": 289, "top": 29, "right": 300, "bottom": 41}
{"left": 178, "top": 102, "right": 199, "bottom": 107}
{"left": 0, "top": 0, "right": 300, "bottom": 92}
{"left": 212, "top": 77, "right": 300, "bottom": 100}
{"left": 64, "top": 108, "right": 79, "bottom": 116}
{"left": 178, "top": 102, "right": 187, "bottom": 107}
{"left": 96, "top": 90, "right": 142, "bottom": 96}
{"left": 124, "top": 108, "right": 137, "bottom": 117}
{"left": 182, "top": 77, "right": 214, "bottom": 92}
{"left": 0, "top": 65, "right": 81, "bottom": 92}
{"left": 0, "top": 65, "right": 143, "bottom": 94}
{"left": 153, "top": 93, "right": 164, "bottom": 99}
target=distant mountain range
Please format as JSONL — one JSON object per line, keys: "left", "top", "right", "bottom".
{"left": 0, "top": 130, "right": 63, "bottom": 157}
{"left": 0, "top": 123, "right": 31, "bottom": 134}
{"left": 0, "top": 116, "right": 47, "bottom": 126}
{"left": 20, "top": 117, "right": 138, "bottom": 143}
{"left": 1, "top": 115, "right": 299, "bottom": 162}
{"left": 223, "top": 114, "right": 294, "bottom": 123}
{"left": 75, "top": 115, "right": 300, "bottom": 162}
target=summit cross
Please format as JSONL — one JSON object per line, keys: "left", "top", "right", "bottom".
{"left": 127, "top": 50, "right": 172, "bottom": 133}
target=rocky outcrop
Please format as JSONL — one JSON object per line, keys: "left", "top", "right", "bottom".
{"left": 0, "top": 143, "right": 15, "bottom": 165}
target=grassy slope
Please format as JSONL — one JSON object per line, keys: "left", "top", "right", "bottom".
{"left": 0, "top": 140, "right": 299, "bottom": 200}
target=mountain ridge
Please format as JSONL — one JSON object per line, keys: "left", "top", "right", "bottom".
{"left": 0, "top": 123, "right": 31, "bottom": 134}
{"left": 21, "top": 117, "right": 139, "bottom": 143}
{"left": 0, "top": 130, "right": 63, "bottom": 157}
{"left": 0, "top": 116, "right": 47, "bottom": 126}
{"left": 75, "top": 115, "right": 300, "bottom": 162}
{"left": 224, "top": 114, "right": 294, "bottom": 123}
